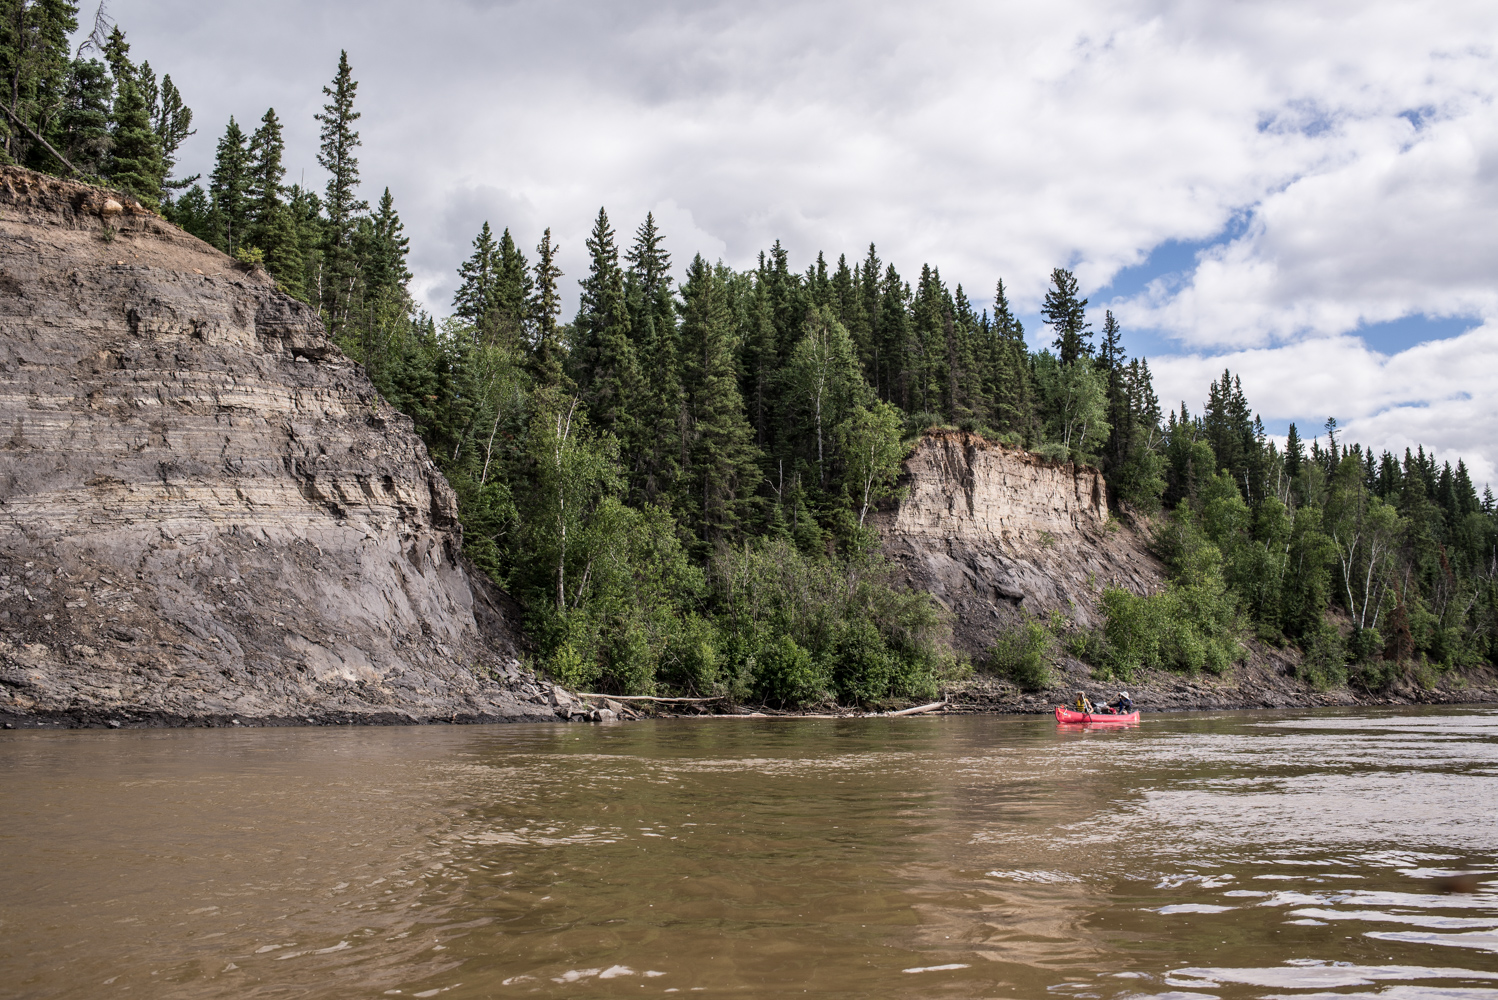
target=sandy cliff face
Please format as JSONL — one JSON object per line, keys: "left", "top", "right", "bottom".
{"left": 0, "top": 168, "right": 562, "bottom": 725}
{"left": 879, "top": 431, "right": 1164, "bottom": 652}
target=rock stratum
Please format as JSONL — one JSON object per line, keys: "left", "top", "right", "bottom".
{"left": 878, "top": 431, "right": 1164, "bottom": 653}
{"left": 0, "top": 167, "right": 565, "bottom": 727}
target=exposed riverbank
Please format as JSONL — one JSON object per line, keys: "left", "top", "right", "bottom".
{"left": 9, "top": 655, "right": 1495, "bottom": 729}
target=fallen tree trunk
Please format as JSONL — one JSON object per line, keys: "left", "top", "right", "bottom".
{"left": 885, "top": 699, "right": 947, "bottom": 717}
{"left": 576, "top": 693, "right": 724, "bottom": 704}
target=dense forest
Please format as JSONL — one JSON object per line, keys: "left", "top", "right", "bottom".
{"left": 5, "top": 5, "right": 1496, "bottom": 703}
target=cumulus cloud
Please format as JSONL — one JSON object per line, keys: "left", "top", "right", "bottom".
{"left": 107, "top": 0, "right": 1498, "bottom": 477}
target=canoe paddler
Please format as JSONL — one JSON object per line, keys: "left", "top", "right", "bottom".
{"left": 1074, "top": 691, "right": 1095, "bottom": 714}
{"left": 1108, "top": 691, "right": 1133, "bottom": 713}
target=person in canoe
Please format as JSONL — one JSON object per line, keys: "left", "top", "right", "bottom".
{"left": 1106, "top": 691, "right": 1133, "bottom": 714}
{"left": 1073, "top": 691, "right": 1096, "bottom": 714}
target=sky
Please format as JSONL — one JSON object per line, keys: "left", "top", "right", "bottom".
{"left": 96, "top": 0, "right": 1498, "bottom": 484}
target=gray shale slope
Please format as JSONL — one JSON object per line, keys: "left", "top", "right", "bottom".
{"left": 877, "top": 430, "right": 1165, "bottom": 653}
{"left": 0, "top": 167, "right": 573, "bottom": 727}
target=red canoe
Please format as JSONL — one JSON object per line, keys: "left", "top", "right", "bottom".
{"left": 1055, "top": 706, "right": 1140, "bottom": 724}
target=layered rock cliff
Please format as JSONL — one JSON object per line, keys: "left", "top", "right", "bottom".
{"left": 0, "top": 168, "right": 562, "bottom": 726}
{"left": 878, "top": 431, "right": 1164, "bottom": 652}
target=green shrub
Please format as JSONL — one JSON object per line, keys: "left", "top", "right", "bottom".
{"left": 830, "top": 619, "right": 895, "bottom": 704}
{"left": 547, "top": 641, "right": 594, "bottom": 691}
{"left": 1100, "top": 583, "right": 1242, "bottom": 679}
{"left": 659, "top": 614, "right": 723, "bottom": 695}
{"left": 1297, "top": 626, "right": 1347, "bottom": 690}
{"left": 754, "top": 635, "right": 828, "bottom": 707}
{"left": 987, "top": 619, "right": 1053, "bottom": 691}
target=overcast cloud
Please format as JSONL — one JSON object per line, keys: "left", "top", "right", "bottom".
{"left": 106, "top": 0, "right": 1498, "bottom": 481}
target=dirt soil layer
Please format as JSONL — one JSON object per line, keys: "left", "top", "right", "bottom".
{"left": 0, "top": 167, "right": 583, "bottom": 728}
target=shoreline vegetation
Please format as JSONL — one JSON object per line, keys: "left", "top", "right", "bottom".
{"left": 4, "top": 13, "right": 1498, "bottom": 727}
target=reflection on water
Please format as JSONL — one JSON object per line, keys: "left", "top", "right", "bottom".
{"left": 1, "top": 708, "right": 1496, "bottom": 998}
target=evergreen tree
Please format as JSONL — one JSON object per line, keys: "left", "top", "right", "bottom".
{"left": 315, "top": 50, "right": 367, "bottom": 331}
{"left": 858, "top": 243, "right": 882, "bottom": 391}
{"left": 878, "top": 263, "right": 911, "bottom": 411}
{"left": 165, "top": 182, "right": 211, "bottom": 242}
{"left": 624, "top": 211, "right": 671, "bottom": 298}
{"left": 570, "top": 207, "right": 643, "bottom": 447}
{"left": 625, "top": 213, "right": 683, "bottom": 505}
{"left": 910, "top": 264, "right": 945, "bottom": 417}
{"left": 679, "top": 255, "right": 762, "bottom": 544}
{"left": 246, "top": 108, "right": 301, "bottom": 283}
{"left": 151, "top": 73, "right": 193, "bottom": 192}
{"left": 56, "top": 57, "right": 111, "bottom": 175}
{"left": 247, "top": 108, "right": 284, "bottom": 223}
{"left": 106, "top": 76, "right": 162, "bottom": 205}
{"left": 740, "top": 266, "right": 777, "bottom": 450}
{"left": 1041, "top": 267, "right": 1091, "bottom": 364}
{"left": 988, "top": 279, "right": 1034, "bottom": 439}
{"left": 101, "top": 24, "right": 130, "bottom": 84}
{"left": 529, "top": 227, "right": 567, "bottom": 390}
{"left": 491, "top": 227, "right": 531, "bottom": 349}
{"left": 1098, "top": 309, "right": 1130, "bottom": 466}
{"left": 207, "top": 116, "right": 249, "bottom": 253}
{"left": 361, "top": 187, "right": 410, "bottom": 296}
{"left": 285, "top": 183, "right": 325, "bottom": 303}
{"left": 453, "top": 220, "right": 498, "bottom": 336}
{"left": 1285, "top": 423, "right": 1304, "bottom": 482}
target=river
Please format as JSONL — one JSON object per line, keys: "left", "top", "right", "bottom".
{"left": 2, "top": 708, "right": 1496, "bottom": 999}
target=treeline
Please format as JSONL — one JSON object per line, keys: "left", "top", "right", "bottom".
{"left": 0, "top": 3, "right": 195, "bottom": 203}
{"left": 10, "top": 12, "right": 1495, "bottom": 700}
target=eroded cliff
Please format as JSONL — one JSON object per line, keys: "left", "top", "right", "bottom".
{"left": 0, "top": 168, "right": 563, "bottom": 726}
{"left": 878, "top": 431, "right": 1164, "bottom": 652}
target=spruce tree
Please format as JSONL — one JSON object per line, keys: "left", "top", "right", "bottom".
{"left": 625, "top": 213, "right": 683, "bottom": 504}
{"left": 910, "top": 264, "right": 944, "bottom": 417}
{"left": 529, "top": 227, "right": 567, "bottom": 390}
{"left": 1042, "top": 267, "right": 1091, "bottom": 364}
{"left": 988, "top": 279, "right": 1035, "bottom": 440}
{"left": 858, "top": 243, "right": 882, "bottom": 393}
{"left": 152, "top": 73, "right": 194, "bottom": 192}
{"left": 107, "top": 77, "right": 163, "bottom": 206}
{"left": 492, "top": 227, "right": 532, "bottom": 349}
{"left": 623, "top": 211, "right": 671, "bottom": 299}
{"left": 102, "top": 24, "right": 131, "bottom": 84}
{"left": 285, "top": 183, "right": 325, "bottom": 304}
{"left": 879, "top": 264, "right": 911, "bottom": 412}
{"left": 247, "top": 108, "right": 284, "bottom": 222}
{"left": 208, "top": 117, "right": 249, "bottom": 253}
{"left": 679, "top": 254, "right": 762, "bottom": 544}
{"left": 453, "top": 221, "right": 498, "bottom": 337}
{"left": 246, "top": 108, "right": 301, "bottom": 283}
{"left": 1284, "top": 423, "right": 1304, "bottom": 482}
{"left": 1099, "top": 310, "right": 1129, "bottom": 466}
{"left": 57, "top": 57, "right": 112, "bottom": 176}
{"left": 315, "top": 50, "right": 367, "bottom": 330}
{"left": 362, "top": 187, "right": 411, "bottom": 296}
{"left": 741, "top": 269, "right": 777, "bottom": 450}
{"left": 571, "top": 207, "right": 643, "bottom": 446}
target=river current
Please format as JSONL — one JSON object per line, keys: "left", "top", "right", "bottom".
{"left": 2, "top": 708, "right": 1496, "bottom": 999}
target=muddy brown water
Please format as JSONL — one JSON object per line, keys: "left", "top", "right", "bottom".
{"left": 3, "top": 709, "right": 1497, "bottom": 999}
